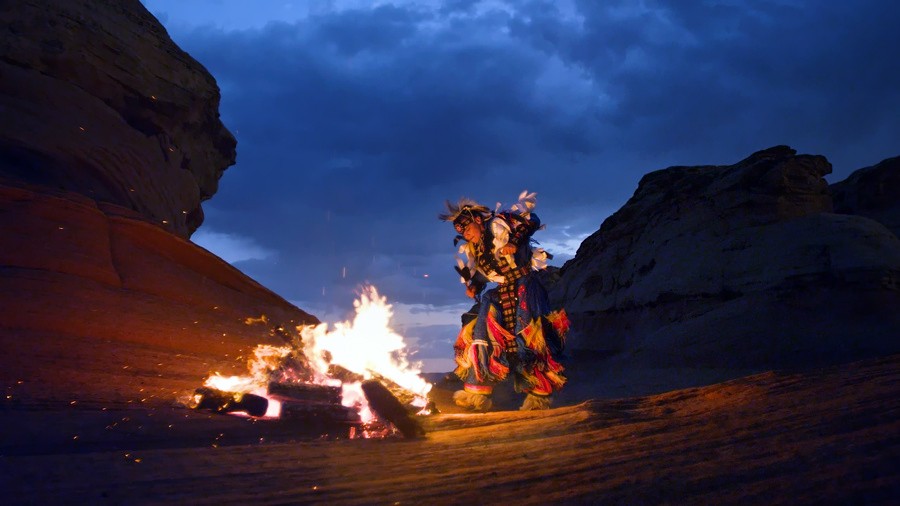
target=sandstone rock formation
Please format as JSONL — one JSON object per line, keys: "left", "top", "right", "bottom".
{"left": 0, "top": 0, "right": 235, "bottom": 238}
{"left": 0, "top": 1, "right": 316, "bottom": 411}
{"left": 832, "top": 155, "right": 900, "bottom": 239}
{"left": 552, "top": 146, "right": 900, "bottom": 371}
{"left": 0, "top": 182, "right": 317, "bottom": 407}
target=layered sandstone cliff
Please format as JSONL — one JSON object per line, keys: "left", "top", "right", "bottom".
{"left": 0, "top": 1, "right": 315, "bottom": 410}
{"left": 552, "top": 146, "right": 900, "bottom": 371}
{"left": 0, "top": 0, "right": 235, "bottom": 238}
{"left": 832, "top": 155, "right": 900, "bottom": 239}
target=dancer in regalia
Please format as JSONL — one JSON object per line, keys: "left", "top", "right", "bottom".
{"left": 440, "top": 191, "right": 568, "bottom": 411}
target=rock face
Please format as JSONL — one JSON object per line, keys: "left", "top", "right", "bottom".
{"left": 0, "top": 0, "right": 235, "bottom": 238}
{"left": 832, "top": 155, "right": 900, "bottom": 239}
{"left": 0, "top": 182, "right": 318, "bottom": 407}
{"left": 552, "top": 146, "right": 900, "bottom": 370}
{"left": 0, "top": 2, "right": 315, "bottom": 411}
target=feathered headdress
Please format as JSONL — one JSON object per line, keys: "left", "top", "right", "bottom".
{"left": 439, "top": 198, "right": 491, "bottom": 226}
{"left": 439, "top": 198, "right": 492, "bottom": 245}
{"left": 509, "top": 190, "right": 537, "bottom": 216}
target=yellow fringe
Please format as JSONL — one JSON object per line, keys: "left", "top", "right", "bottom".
{"left": 522, "top": 319, "right": 548, "bottom": 356}
{"left": 546, "top": 370, "right": 567, "bottom": 389}
{"left": 457, "top": 319, "right": 476, "bottom": 347}
{"left": 453, "top": 319, "right": 477, "bottom": 380}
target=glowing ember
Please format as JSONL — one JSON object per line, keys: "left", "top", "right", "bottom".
{"left": 200, "top": 285, "right": 432, "bottom": 427}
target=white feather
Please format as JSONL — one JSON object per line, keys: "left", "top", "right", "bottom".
{"left": 510, "top": 190, "right": 537, "bottom": 215}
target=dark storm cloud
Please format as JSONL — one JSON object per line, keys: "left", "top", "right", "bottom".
{"left": 510, "top": 0, "right": 900, "bottom": 169}
{"left": 191, "top": 6, "right": 579, "bottom": 188}
{"left": 174, "top": 3, "right": 613, "bottom": 311}
{"left": 150, "top": 0, "right": 900, "bottom": 323}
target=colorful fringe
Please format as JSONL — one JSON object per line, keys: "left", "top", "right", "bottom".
{"left": 453, "top": 275, "right": 569, "bottom": 396}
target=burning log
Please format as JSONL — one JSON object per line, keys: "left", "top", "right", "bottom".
{"left": 191, "top": 386, "right": 269, "bottom": 417}
{"left": 361, "top": 380, "right": 425, "bottom": 439}
{"left": 327, "top": 364, "right": 365, "bottom": 383}
{"left": 328, "top": 364, "right": 430, "bottom": 410}
{"left": 267, "top": 382, "right": 342, "bottom": 404}
{"left": 267, "top": 381, "right": 361, "bottom": 425}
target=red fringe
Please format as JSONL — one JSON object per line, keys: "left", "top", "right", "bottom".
{"left": 545, "top": 354, "right": 564, "bottom": 374}
{"left": 486, "top": 307, "right": 513, "bottom": 352}
{"left": 485, "top": 310, "right": 511, "bottom": 381}
{"left": 547, "top": 309, "right": 570, "bottom": 338}
{"left": 489, "top": 360, "right": 509, "bottom": 381}
{"left": 529, "top": 369, "right": 553, "bottom": 396}
{"left": 464, "top": 383, "right": 493, "bottom": 395}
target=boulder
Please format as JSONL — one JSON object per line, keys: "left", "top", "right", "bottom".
{"left": 0, "top": 0, "right": 235, "bottom": 238}
{"left": 552, "top": 146, "right": 900, "bottom": 371}
{"left": 832, "top": 155, "right": 900, "bottom": 238}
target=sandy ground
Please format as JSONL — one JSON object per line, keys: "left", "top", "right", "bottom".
{"left": 1, "top": 354, "right": 898, "bottom": 504}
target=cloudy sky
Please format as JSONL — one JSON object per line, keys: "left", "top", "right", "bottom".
{"left": 140, "top": 0, "right": 899, "bottom": 366}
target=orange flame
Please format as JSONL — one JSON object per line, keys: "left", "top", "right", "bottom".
{"left": 301, "top": 286, "right": 432, "bottom": 405}
{"left": 203, "top": 285, "right": 431, "bottom": 424}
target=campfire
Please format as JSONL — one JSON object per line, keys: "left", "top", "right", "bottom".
{"left": 189, "top": 286, "right": 434, "bottom": 438}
